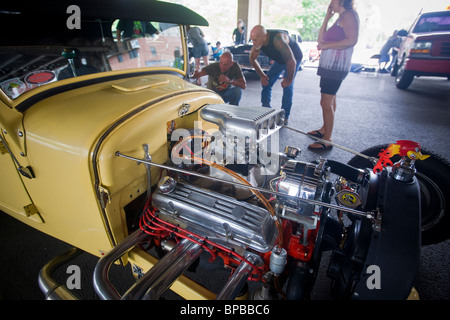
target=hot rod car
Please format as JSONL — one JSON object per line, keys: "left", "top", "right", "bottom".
{"left": 1, "top": 0, "right": 449, "bottom": 301}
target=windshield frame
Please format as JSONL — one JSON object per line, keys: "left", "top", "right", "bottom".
{"left": 0, "top": 0, "right": 209, "bottom": 110}
{"left": 0, "top": 22, "right": 189, "bottom": 108}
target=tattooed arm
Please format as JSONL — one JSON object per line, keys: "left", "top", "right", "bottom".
{"left": 273, "top": 33, "right": 297, "bottom": 88}
{"left": 250, "top": 46, "right": 269, "bottom": 86}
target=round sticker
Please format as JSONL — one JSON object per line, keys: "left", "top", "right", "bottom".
{"left": 24, "top": 70, "right": 56, "bottom": 85}
{"left": 336, "top": 190, "right": 361, "bottom": 208}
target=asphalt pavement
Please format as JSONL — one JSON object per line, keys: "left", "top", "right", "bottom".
{"left": 0, "top": 66, "right": 449, "bottom": 300}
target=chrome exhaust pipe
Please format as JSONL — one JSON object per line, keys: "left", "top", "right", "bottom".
{"left": 93, "top": 229, "right": 149, "bottom": 300}
{"left": 38, "top": 247, "right": 82, "bottom": 300}
{"left": 216, "top": 253, "right": 259, "bottom": 300}
{"left": 121, "top": 238, "right": 203, "bottom": 300}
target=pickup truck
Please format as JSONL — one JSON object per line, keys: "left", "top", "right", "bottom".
{"left": 392, "top": 10, "right": 450, "bottom": 89}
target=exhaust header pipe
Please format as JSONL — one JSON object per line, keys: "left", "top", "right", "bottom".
{"left": 94, "top": 228, "right": 261, "bottom": 300}
{"left": 122, "top": 238, "right": 202, "bottom": 300}
{"left": 93, "top": 229, "right": 149, "bottom": 300}
{"left": 38, "top": 247, "right": 82, "bottom": 300}
{"left": 93, "top": 229, "right": 204, "bottom": 300}
{"left": 216, "top": 253, "right": 259, "bottom": 300}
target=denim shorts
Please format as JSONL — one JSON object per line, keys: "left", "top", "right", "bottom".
{"left": 192, "top": 43, "right": 209, "bottom": 58}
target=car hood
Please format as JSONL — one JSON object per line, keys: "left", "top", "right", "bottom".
{"left": 228, "top": 44, "right": 253, "bottom": 54}
{"left": 22, "top": 74, "right": 210, "bottom": 156}
{"left": 413, "top": 31, "right": 450, "bottom": 41}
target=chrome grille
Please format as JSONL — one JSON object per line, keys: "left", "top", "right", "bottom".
{"left": 441, "top": 42, "right": 450, "bottom": 56}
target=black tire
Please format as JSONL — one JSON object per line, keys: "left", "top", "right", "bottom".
{"left": 395, "top": 62, "right": 414, "bottom": 89}
{"left": 348, "top": 145, "right": 450, "bottom": 245}
{"left": 390, "top": 61, "right": 399, "bottom": 77}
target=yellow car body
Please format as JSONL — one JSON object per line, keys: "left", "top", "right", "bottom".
{"left": 0, "top": 0, "right": 222, "bottom": 299}
{"left": 1, "top": 73, "right": 221, "bottom": 255}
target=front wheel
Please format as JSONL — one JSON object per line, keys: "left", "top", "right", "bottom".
{"left": 395, "top": 62, "right": 414, "bottom": 89}
{"left": 390, "top": 61, "right": 399, "bottom": 76}
{"left": 348, "top": 145, "right": 450, "bottom": 245}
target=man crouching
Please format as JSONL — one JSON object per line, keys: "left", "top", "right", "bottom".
{"left": 192, "top": 51, "right": 246, "bottom": 106}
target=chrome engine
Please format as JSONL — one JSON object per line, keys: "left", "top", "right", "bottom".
{"left": 152, "top": 158, "right": 332, "bottom": 253}
{"left": 141, "top": 104, "right": 359, "bottom": 299}
{"left": 147, "top": 104, "right": 370, "bottom": 299}
{"left": 100, "top": 104, "right": 422, "bottom": 300}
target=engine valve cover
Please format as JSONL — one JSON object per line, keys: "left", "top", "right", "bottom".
{"left": 152, "top": 181, "right": 278, "bottom": 253}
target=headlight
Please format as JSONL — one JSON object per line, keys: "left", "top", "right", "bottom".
{"left": 410, "top": 41, "right": 432, "bottom": 55}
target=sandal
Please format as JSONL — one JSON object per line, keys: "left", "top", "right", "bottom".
{"left": 307, "top": 130, "right": 324, "bottom": 138}
{"left": 308, "top": 141, "right": 333, "bottom": 150}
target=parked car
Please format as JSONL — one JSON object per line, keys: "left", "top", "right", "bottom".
{"left": 392, "top": 10, "right": 450, "bottom": 89}
{"left": 226, "top": 29, "right": 306, "bottom": 72}
{"left": 1, "top": 0, "right": 449, "bottom": 301}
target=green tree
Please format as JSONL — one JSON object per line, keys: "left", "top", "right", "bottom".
{"left": 297, "top": 0, "right": 330, "bottom": 41}
{"left": 166, "top": 0, "right": 331, "bottom": 43}
{"left": 262, "top": 0, "right": 330, "bottom": 41}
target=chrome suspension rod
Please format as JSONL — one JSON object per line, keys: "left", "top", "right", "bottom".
{"left": 284, "top": 125, "right": 379, "bottom": 165}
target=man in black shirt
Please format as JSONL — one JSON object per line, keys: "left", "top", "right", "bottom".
{"left": 249, "top": 25, "right": 303, "bottom": 124}
{"left": 192, "top": 52, "right": 246, "bottom": 106}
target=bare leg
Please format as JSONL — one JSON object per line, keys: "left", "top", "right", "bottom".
{"left": 194, "top": 57, "right": 202, "bottom": 84}
{"left": 202, "top": 56, "right": 209, "bottom": 67}
{"left": 321, "top": 93, "right": 336, "bottom": 141}
{"left": 308, "top": 94, "right": 336, "bottom": 135}
{"left": 309, "top": 93, "right": 336, "bottom": 149}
